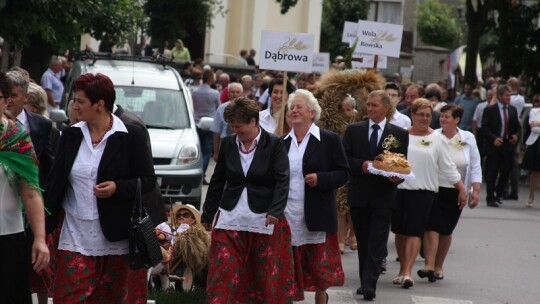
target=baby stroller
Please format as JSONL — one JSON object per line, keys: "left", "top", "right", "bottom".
{"left": 148, "top": 204, "right": 211, "bottom": 292}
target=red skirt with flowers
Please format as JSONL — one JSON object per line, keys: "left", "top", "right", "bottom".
{"left": 292, "top": 233, "right": 345, "bottom": 301}
{"left": 53, "top": 250, "right": 147, "bottom": 304}
{"left": 207, "top": 220, "right": 295, "bottom": 304}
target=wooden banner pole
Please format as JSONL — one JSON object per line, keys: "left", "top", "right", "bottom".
{"left": 275, "top": 72, "right": 288, "bottom": 136}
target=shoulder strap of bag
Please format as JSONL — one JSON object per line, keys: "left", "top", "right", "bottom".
{"left": 132, "top": 178, "right": 146, "bottom": 219}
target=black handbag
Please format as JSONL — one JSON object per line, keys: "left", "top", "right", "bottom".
{"left": 129, "top": 178, "right": 162, "bottom": 270}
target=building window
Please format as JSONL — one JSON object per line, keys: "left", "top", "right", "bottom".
{"left": 368, "top": 0, "right": 402, "bottom": 25}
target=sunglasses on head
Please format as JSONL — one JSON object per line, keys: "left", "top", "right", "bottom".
{"left": 176, "top": 212, "right": 193, "bottom": 219}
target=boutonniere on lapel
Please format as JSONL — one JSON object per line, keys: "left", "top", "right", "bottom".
{"left": 419, "top": 139, "right": 432, "bottom": 147}
{"left": 453, "top": 139, "right": 467, "bottom": 150}
{"left": 381, "top": 134, "right": 400, "bottom": 150}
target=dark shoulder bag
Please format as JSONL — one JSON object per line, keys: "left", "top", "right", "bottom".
{"left": 129, "top": 178, "right": 162, "bottom": 270}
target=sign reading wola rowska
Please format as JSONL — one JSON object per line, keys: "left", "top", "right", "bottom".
{"left": 355, "top": 20, "right": 403, "bottom": 58}
{"left": 259, "top": 30, "right": 314, "bottom": 73}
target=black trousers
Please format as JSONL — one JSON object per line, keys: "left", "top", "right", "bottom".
{"left": 350, "top": 206, "right": 392, "bottom": 291}
{"left": 0, "top": 232, "right": 32, "bottom": 304}
{"left": 485, "top": 143, "right": 515, "bottom": 202}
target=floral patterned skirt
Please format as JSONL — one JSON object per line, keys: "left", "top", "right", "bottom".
{"left": 53, "top": 250, "right": 147, "bottom": 304}
{"left": 207, "top": 220, "right": 295, "bottom": 304}
{"left": 292, "top": 233, "right": 345, "bottom": 301}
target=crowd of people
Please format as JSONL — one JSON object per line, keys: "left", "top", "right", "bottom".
{"left": 1, "top": 46, "right": 539, "bottom": 304}
{"left": 188, "top": 58, "right": 539, "bottom": 302}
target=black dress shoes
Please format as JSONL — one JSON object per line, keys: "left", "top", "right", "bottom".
{"left": 487, "top": 202, "right": 499, "bottom": 207}
{"left": 503, "top": 194, "right": 518, "bottom": 200}
{"left": 363, "top": 288, "right": 376, "bottom": 301}
{"left": 356, "top": 287, "right": 363, "bottom": 295}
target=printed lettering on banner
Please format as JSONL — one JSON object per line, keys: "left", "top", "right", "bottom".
{"left": 259, "top": 30, "right": 314, "bottom": 72}
{"left": 355, "top": 20, "right": 403, "bottom": 58}
{"left": 351, "top": 51, "right": 388, "bottom": 69}
{"left": 312, "top": 53, "right": 330, "bottom": 73}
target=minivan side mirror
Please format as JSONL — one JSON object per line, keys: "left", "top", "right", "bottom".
{"left": 50, "top": 109, "right": 69, "bottom": 123}
{"left": 198, "top": 117, "right": 214, "bottom": 131}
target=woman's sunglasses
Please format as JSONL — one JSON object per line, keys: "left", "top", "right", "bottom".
{"left": 176, "top": 212, "right": 193, "bottom": 219}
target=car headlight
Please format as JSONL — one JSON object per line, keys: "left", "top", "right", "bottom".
{"left": 177, "top": 144, "right": 199, "bottom": 165}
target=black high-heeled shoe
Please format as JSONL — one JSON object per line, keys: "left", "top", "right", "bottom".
{"left": 417, "top": 269, "right": 436, "bottom": 282}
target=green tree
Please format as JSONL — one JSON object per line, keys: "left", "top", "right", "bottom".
{"left": 144, "top": 0, "right": 226, "bottom": 55}
{"left": 463, "top": 0, "right": 488, "bottom": 85}
{"left": 319, "top": 0, "right": 369, "bottom": 61}
{"left": 0, "top": 0, "right": 144, "bottom": 73}
{"left": 416, "top": 0, "right": 461, "bottom": 49}
{"left": 465, "top": 0, "right": 540, "bottom": 81}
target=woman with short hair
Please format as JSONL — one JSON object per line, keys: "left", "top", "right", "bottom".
{"left": 202, "top": 97, "right": 294, "bottom": 303}
{"left": 391, "top": 98, "right": 466, "bottom": 289}
{"left": 46, "top": 73, "right": 156, "bottom": 303}
{"left": 284, "top": 89, "right": 349, "bottom": 304}
{"left": 418, "top": 103, "right": 482, "bottom": 282}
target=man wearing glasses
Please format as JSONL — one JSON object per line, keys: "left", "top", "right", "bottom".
{"left": 385, "top": 82, "right": 411, "bottom": 129}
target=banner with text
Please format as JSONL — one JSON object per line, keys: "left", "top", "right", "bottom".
{"left": 351, "top": 52, "right": 388, "bottom": 69}
{"left": 312, "top": 52, "right": 330, "bottom": 72}
{"left": 342, "top": 21, "right": 358, "bottom": 44}
{"left": 355, "top": 20, "right": 403, "bottom": 58}
{"left": 259, "top": 31, "right": 314, "bottom": 72}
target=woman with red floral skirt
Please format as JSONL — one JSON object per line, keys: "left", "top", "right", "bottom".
{"left": 202, "top": 97, "right": 293, "bottom": 303}
{"left": 283, "top": 90, "right": 349, "bottom": 304}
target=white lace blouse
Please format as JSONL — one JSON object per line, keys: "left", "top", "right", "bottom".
{"left": 58, "top": 116, "right": 130, "bottom": 256}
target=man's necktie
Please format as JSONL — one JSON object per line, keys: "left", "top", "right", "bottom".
{"left": 370, "top": 124, "right": 380, "bottom": 156}
{"left": 503, "top": 105, "right": 509, "bottom": 139}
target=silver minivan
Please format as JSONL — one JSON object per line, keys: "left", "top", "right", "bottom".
{"left": 57, "top": 55, "right": 203, "bottom": 208}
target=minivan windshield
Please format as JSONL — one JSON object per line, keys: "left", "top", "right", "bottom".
{"left": 114, "top": 86, "right": 190, "bottom": 129}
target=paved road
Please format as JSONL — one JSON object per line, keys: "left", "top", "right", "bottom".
{"left": 201, "top": 160, "right": 540, "bottom": 303}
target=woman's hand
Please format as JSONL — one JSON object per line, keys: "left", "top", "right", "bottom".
{"left": 93, "top": 181, "right": 116, "bottom": 198}
{"left": 457, "top": 189, "right": 467, "bottom": 210}
{"left": 265, "top": 215, "right": 279, "bottom": 227}
{"left": 468, "top": 190, "right": 480, "bottom": 209}
{"left": 304, "top": 173, "right": 318, "bottom": 188}
{"left": 32, "top": 238, "right": 50, "bottom": 272}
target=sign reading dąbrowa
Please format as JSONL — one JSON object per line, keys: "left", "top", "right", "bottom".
{"left": 312, "top": 53, "right": 330, "bottom": 73}
{"left": 355, "top": 20, "right": 403, "bottom": 58}
{"left": 259, "top": 30, "right": 314, "bottom": 73}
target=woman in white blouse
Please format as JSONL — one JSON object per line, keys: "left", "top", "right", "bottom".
{"left": 521, "top": 94, "right": 540, "bottom": 208}
{"left": 418, "top": 103, "right": 482, "bottom": 283}
{"left": 201, "top": 97, "right": 293, "bottom": 303}
{"left": 258, "top": 78, "right": 295, "bottom": 135}
{"left": 391, "top": 98, "right": 466, "bottom": 289}
{"left": 283, "top": 89, "right": 349, "bottom": 304}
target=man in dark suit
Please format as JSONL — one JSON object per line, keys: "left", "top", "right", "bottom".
{"left": 481, "top": 85, "right": 521, "bottom": 207}
{"left": 6, "top": 71, "right": 56, "bottom": 189}
{"left": 342, "top": 90, "right": 409, "bottom": 301}
{"left": 114, "top": 104, "right": 166, "bottom": 225}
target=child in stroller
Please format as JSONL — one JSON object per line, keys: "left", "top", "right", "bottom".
{"left": 149, "top": 203, "right": 210, "bottom": 291}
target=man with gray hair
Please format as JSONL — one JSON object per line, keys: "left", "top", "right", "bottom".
{"left": 40, "top": 57, "right": 64, "bottom": 113}
{"left": 6, "top": 69, "right": 56, "bottom": 304}
{"left": 211, "top": 82, "right": 243, "bottom": 162}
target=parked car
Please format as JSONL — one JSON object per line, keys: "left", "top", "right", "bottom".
{"left": 53, "top": 52, "right": 204, "bottom": 208}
